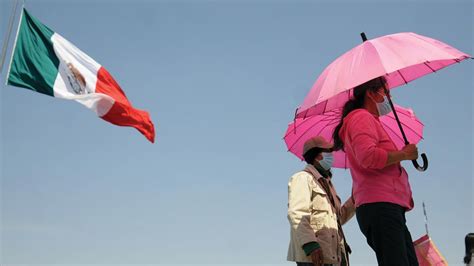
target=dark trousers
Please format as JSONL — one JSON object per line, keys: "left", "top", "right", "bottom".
{"left": 356, "top": 202, "right": 418, "bottom": 266}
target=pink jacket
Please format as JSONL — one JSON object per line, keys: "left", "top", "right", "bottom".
{"left": 339, "top": 109, "right": 414, "bottom": 210}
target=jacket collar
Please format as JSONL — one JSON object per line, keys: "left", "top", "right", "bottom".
{"left": 304, "top": 164, "right": 324, "bottom": 180}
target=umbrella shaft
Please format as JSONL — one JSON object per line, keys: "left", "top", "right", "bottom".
{"left": 383, "top": 87, "right": 409, "bottom": 145}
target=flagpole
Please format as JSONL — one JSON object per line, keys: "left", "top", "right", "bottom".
{"left": 0, "top": 0, "right": 20, "bottom": 74}
{"left": 4, "top": 2, "right": 24, "bottom": 85}
{"left": 423, "top": 201, "right": 430, "bottom": 236}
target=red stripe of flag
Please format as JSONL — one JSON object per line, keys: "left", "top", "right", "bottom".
{"left": 95, "top": 67, "right": 155, "bottom": 143}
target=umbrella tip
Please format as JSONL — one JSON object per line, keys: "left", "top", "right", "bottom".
{"left": 360, "top": 32, "right": 368, "bottom": 42}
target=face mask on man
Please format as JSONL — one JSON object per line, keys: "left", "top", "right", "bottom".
{"left": 318, "top": 152, "right": 334, "bottom": 171}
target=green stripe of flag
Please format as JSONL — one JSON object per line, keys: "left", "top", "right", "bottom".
{"left": 7, "top": 8, "right": 59, "bottom": 97}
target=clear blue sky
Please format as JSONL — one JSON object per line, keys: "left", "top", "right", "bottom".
{"left": 1, "top": 0, "right": 472, "bottom": 265}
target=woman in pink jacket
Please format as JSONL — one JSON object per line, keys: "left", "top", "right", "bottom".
{"left": 332, "top": 76, "right": 419, "bottom": 266}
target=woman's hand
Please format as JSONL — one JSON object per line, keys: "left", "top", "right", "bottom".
{"left": 402, "top": 144, "right": 419, "bottom": 160}
{"left": 386, "top": 144, "right": 419, "bottom": 167}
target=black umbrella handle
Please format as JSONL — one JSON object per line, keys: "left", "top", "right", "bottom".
{"left": 381, "top": 85, "right": 429, "bottom": 172}
{"left": 412, "top": 154, "right": 428, "bottom": 172}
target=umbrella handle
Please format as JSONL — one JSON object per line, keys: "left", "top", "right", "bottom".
{"left": 379, "top": 85, "right": 428, "bottom": 172}
{"left": 412, "top": 153, "right": 428, "bottom": 172}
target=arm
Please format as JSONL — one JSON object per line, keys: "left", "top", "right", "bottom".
{"left": 347, "top": 112, "right": 418, "bottom": 169}
{"left": 387, "top": 144, "right": 419, "bottom": 166}
{"left": 339, "top": 196, "right": 355, "bottom": 225}
{"left": 303, "top": 242, "right": 321, "bottom": 256}
{"left": 386, "top": 150, "right": 407, "bottom": 167}
{"left": 346, "top": 112, "right": 389, "bottom": 170}
{"left": 288, "top": 173, "right": 319, "bottom": 250}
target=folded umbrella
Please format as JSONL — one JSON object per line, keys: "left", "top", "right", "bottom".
{"left": 413, "top": 202, "right": 448, "bottom": 266}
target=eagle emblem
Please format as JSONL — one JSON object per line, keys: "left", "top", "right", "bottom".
{"left": 66, "top": 63, "right": 91, "bottom": 94}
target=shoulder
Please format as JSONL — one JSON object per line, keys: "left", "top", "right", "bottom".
{"left": 289, "top": 170, "right": 318, "bottom": 190}
{"left": 344, "top": 109, "right": 378, "bottom": 129}
{"left": 289, "top": 170, "right": 312, "bottom": 182}
{"left": 346, "top": 109, "right": 374, "bottom": 122}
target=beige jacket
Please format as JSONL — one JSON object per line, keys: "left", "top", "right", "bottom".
{"left": 287, "top": 164, "right": 355, "bottom": 265}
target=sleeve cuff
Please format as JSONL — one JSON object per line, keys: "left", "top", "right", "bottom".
{"left": 302, "top": 241, "right": 320, "bottom": 256}
{"left": 373, "top": 148, "right": 388, "bottom": 169}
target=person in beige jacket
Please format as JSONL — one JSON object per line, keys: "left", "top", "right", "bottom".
{"left": 287, "top": 136, "right": 355, "bottom": 266}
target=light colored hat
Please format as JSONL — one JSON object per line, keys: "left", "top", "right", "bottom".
{"left": 302, "top": 136, "right": 333, "bottom": 156}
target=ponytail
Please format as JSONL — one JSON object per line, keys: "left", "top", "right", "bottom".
{"left": 332, "top": 76, "right": 387, "bottom": 151}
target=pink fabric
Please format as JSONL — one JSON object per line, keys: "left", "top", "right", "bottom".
{"left": 413, "top": 235, "right": 448, "bottom": 266}
{"left": 339, "top": 109, "right": 414, "bottom": 210}
{"left": 296, "top": 32, "right": 471, "bottom": 118}
{"left": 284, "top": 105, "right": 423, "bottom": 169}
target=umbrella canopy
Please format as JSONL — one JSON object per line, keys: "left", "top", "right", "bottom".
{"left": 296, "top": 32, "right": 471, "bottom": 118}
{"left": 284, "top": 104, "right": 423, "bottom": 169}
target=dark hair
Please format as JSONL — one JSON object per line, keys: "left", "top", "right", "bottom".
{"left": 465, "top": 233, "right": 474, "bottom": 264}
{"left": 332, "top": 76, "right": 387, "bottom": 151}
{"left": 303, "top": 147, "right": 324, "bottom": 164}
{"left": 303, "top": 147, "right": 332, "bottom": 177}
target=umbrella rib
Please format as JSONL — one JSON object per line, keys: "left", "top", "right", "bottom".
{"left": 326, "top": 118, "right": 341, "bottom": 127}
{"left": 325, "top": 118, "right": 341, "bottom": 142}
{"left": 323, "top": 98, "right": 329, "bottom": 114}
{"left": 382, "top": 121, "right": 408, "bottom": 146}
{"left": 388, "top": 119, "right": 423, "bottom": 140}
{"left": 382, "top": 117, "right": 423, "bottom": 145}
{"left": 284, "top": 110, "right": 340, "bottom": 138}
{"left": 284, "top": 118, "right": 315, "bottom": 138}
{"left": 287, "top": 116, "right": 339, "bottom": 151}
{"left": 293, "top": 108, "right": 298, "bottom": 134}
{"left": 385, "top": 113, "right": 424, "bottom": 137}
{"left": 423, "top": 62, "right": 436, "bottom": 73}
{"left": 386, "top": 111, "right": 424, "bottom": 128}
{"left": 384, "top": 116, "right": 423, "bottom": 140}
{"left": 396, "top": 57, "right": 469, "bottom": 88}
{"left": 314, "top": 118, "right": 338, "bottom": 139}
{"left": 303, "top": 108, "right": 308, "bottom": 119}
{"left": 284, "top": 119, "right": 310, "bottom": 139}
{"left": 397, "top": 70, "right": 408, "bottom": 84}
{"left": 290, "top": 117, "right": 331, "bottom": 150}
{"left": 287, "top": 121, "right": 324, "bottom": 151}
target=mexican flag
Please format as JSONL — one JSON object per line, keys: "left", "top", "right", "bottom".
{"left": 6, "top": 9, "right": 155, "bottom": 143}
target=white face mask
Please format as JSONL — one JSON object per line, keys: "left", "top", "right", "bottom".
{"left": 376, "top": 95, "right": 393, "bottom": 116}
{"left": 318, "top": 152, "right": 334, "bottom": 171}
{"left": 370, "top": 91, "right": 393, "bottom": 116}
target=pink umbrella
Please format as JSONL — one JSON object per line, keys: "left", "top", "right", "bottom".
{"left": 297, "top": 32, "right": 471, "bottom": 118}
{"left": 295, "top": 32, "right": 471, "bottom": 171}
{"left": 284, "top": 104, "right": 423, "bottom": 169}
